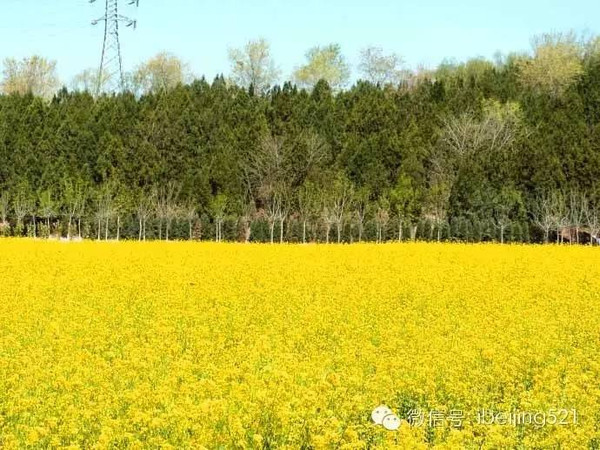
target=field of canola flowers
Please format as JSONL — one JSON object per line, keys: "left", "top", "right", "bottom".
{"left": 0, "top": 239, "right": 600, "bottom": 448}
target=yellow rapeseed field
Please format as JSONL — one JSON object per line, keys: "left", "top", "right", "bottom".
{"left": 0, "top": 239, "right": 599, "bottom": 449}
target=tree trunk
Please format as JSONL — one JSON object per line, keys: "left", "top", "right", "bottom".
{"left": 77, "top": 218, "right": 81, "bottom": 239}
{"left": 410, "top": 224, "right": 417, "bottom": 241}
{"left": 336, "top": 222, "right": 341, "bottom": 243}
{"left": 68, "top": 216, "right": 72, "bottom": 240}
{"left": 139, "top": 219, "right": 143, "bottom": 241}
{"left": 244, "top": 221, "right": 251, "bottom": 243}
{"left": 279, "top": 218, "right": 284, "bottom": 243}
{"left": 105, "top": 217, "right": 109, "bottom": 240}
{"left": 437, "top": 225, "right": 441, "bottom": 242}
{"left": 215, "top": 220, "right": 222, "bottom": 242}
{"left": 189, "top": 220, "right": 193, "bottom": 240}
{"left": 398, "top": 220, "right": 403, "bottom": 241}
{"left": 269, "top": 220, "right": 275, "bottom": 244}
{"left": 358, "top": 223, "right": 363, "bottom": 242}
{"left": 302, "top": 220, "right": 307, "bottom": 244}
{"left": 116, "top": 216, "right": 121, "bottom": 241}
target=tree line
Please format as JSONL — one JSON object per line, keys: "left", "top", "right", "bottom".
{"left": 1, "top": 32, "right": 600, "bottom": 244}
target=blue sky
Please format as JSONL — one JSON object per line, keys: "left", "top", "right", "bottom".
{"left": 2, "top": 0, "right": 598, "bottom": 85}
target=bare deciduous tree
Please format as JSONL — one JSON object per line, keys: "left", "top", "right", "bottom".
{"left": 94, "top": 185, "right": 114, "bottom": 241}
{"left": 264, "top": 186, "right": 283, "bottom": 244}
{"left": 246, "top": 133, "right": 295, "bottom": 243}
{"left": 585, "top": 200, "right": 600, "bottom": 246}
{"left": 228, "top": 38, "right": 279, "bottom": 94}
{"left": 297, "top": 182, "right": 320, "bottom": 244}
{"left": 295, "top": 131, "right": 328, "bottom": 186}
{"left": 156, "top": 181, "right": 181, "bottom": 241}
{"left": 359, "top": 46, "right": 407, "bottom": 86}
{"left": 0, "top": 191, "right": 9, "bottom": 231}
{"left": 569, "top": 189, "right": 587, "bottom": 244}
{"left": 532, "top": 192, "right": 555, "bottom": 243}
{"left": 374, "top": 197, "right": 390, "bottom": 244}
{"left": 130, "top": 52, "right": 191, "bottom": 95}
{"left": 210, "top": 194, "right": 228, "bottom": 242}
{"left": 183, "top": 201, "right": 198, "bottom": 241}
{"left": 275, "top": 185, "right": 292, "bottom": 244}
{"left": 13, "top": 186, "right": 33, "bottom": 236}
{"left": 63, "top": 180, "right": 86, "bottom": 240}
{"left": 38, "top": 189, "right": 57, "bottom": 238}
{"left": 330, "top": 175, "right": 353, "bottom": 243}
{"left": 1, "top": 56, "right": 59, "bottom": 99}
{"left": 424, "top": 168, "right": 452, "bottom": 242}
{"left": 321, "top": 204, "right": 336, "bottom": 244}
{"left": 550, "top": 191, "right": 569, "bottom": 244}
{"left": 71, "top": 68, "right": 111, "bottom": 94}
{"left": 440, "top": 100, "right": 522, "bottom": 160}
{"left": 492, "top": 186, "right": 523, "bottom": 244}
{"left": 353, "top": 187, "right": 370, "bottom": 243}
{"left": 135, "top": 189, "right": 155, "bottom": 241}
{"left": 237, "top": 194, "right": 255, "bottom": 243}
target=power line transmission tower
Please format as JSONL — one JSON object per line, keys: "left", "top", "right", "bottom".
{"left": 90, "top": 0, "right": 139, "bottom": 94}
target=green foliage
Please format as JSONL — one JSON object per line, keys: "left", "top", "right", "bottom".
{"left": 0, "top": 41, "right": 599, "bottom": 243}
{"left": 518, "top": 32, "right": 584, "bottom": 98}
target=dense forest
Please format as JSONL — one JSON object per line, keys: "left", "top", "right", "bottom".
{"left": 1, "top": 33, "right": 600, "bottom": 243}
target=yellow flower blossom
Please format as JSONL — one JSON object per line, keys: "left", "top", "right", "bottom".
{"left": 0, "top": 239, "right": 598, "bottom": 447}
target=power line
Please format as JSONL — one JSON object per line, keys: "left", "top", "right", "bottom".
{"left": 90, "top": 0, "right": 139, "bottom": 94}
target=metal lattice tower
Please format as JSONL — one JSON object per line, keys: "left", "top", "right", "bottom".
{"left": 90, "top": 0, "right": 139, "bottom": 94}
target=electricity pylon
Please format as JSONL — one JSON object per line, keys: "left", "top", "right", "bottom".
{"left": 90, "top": 0, "right": 139, "bottom": 95}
